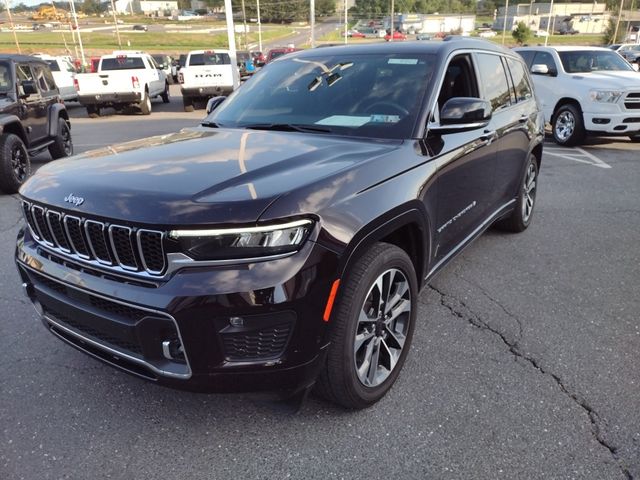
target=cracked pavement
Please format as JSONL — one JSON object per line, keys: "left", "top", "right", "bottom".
{"left": 1, "top": 101, "right": 638, "bottom": 479}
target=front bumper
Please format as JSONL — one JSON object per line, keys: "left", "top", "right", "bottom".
{"left": 181, "top": 86, "right": 233, "bottom": 98}
{"left": 16, "top": 227, "right": 339, "bottom": 393}
{"left": 583, "top": 103, "right": 640, "bottom": 135}
{"left": 78, "top": 92, "right": 142, "bottom": 106}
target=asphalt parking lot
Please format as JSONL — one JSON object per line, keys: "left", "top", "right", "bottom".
{"left": 1, "top": 87, "right": 639, "bottom": 479}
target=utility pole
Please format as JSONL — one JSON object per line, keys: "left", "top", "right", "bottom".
{"left": 390, "top": 0, "right": 394, "bottom": 41}
{"left": 502, "top": 0, "right": 509, "bottom": 45}
{"left": 224, "top": 0, "right": 240, "bottom": 90}
{"left": 110, "top": 0, "right": 123, "bottom": 49}
{"left": 256, "top": 0, "right": 262, "bottom": 52}
{"left": 241, "top": 0, "right": 248, "bottom": 50}
{"left": 310, "top": 0, "right": 315, "bottom": 48}
{"left": 4, "top": 0, "right": 21, "bottom": 54}
{"left": 68, "top": 0, "right": 86, "bottom": 68}
{"left": 613, "top": 0, "right": 624, "bottom": 44}
{"left": 544, "top": 0, "right": 553, "bottom": 46}
{"left": 626, "top": 0, "right": 636, "bottom": 42}
{"left": 344, "top": 0, "right": 347, "bottom": 44}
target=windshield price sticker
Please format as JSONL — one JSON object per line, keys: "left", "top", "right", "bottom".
{"left": 388, "top": 59, "right": 419, "bottom": 65}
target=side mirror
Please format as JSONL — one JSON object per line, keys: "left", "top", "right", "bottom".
{"left": 158, "top": 64, "right": 165, "bottom": 69}
{"left": 206, "top": 96, "right": 226, "bottom": 114}
{"left": 431, "top": 97, "right": 492, "bottom": 133}
{"left": 531, "top": 63, "right": 557, "bottom": 76}
{"left": 19, "top": 80, "right": 38, "bottom": 97}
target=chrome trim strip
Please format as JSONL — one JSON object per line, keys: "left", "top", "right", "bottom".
{"left": 136, "top": 229, "right": 166, "bottom": 275}
{"left": 45, "top": 210, "right": 71, "bottom": 253}
{"left": 108, "top": 225, "right": 138, "bottom": 271}
{"left": 84, "top": 220, "right": 112, "bottom": 265}
{"left": 168, "top": 218, "right": 313, "bottom": 238}
{"left": 427, "top": 199, "right": 517, "bottom": 279}
{"left": 63, "top": 215, "right": 91, "bottom": 260}
{"left": 21, "top": 201, "right": 41, "bottom": 241}
{"left": 31, "top": 205, "right": 54, "bottom": 246}
{"left": 23, "top": 264, "right": 192, "bottom": 379}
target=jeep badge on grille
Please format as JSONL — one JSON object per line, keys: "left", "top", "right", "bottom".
{"left": 64, "top": 194, "right": 85, "bottom": 207}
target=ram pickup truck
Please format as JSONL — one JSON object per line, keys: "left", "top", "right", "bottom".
{"left": 75, "top": 52, "right": 169, "bottom": 117}
{"left": 515, "top": 46, "right": 640, "bottom": 145}
{"left": 179, "top": 49, "right": 236, "bottom": 111}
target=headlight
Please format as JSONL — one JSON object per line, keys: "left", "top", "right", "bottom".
{"left": 589, "top": 90, "right": 623, "bottom": 103}
{"left": 168, "top": 219, "right": 313, "bottom": 261}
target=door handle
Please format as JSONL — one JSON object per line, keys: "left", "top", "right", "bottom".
{"left": 518, "top": 115, "right": 528, "bottom": 124}
{"left": 480, "top": 130, "right": 496, "bottom": 141}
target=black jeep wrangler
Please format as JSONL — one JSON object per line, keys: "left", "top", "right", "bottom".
{"left": 0, "top": 55, "right": 72, "bottom": 194}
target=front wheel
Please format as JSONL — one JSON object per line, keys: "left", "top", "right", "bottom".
{"left": 161, "top": 83, "right": 170, "bottom": 104}
{"left": 183, "top": 96, "right": 194, "bottom": 112}
{"left": 0, "top": 133, "right": 31, "bottom": 194}
{"left": 495, "top": 154, "right": 539, "bottom": 233}
{"left": 48, "top": 118, "right": 73, "bottom": 159}
{"left": 552, "top": 104, "right": 585, "bottom": 146}
{"left": 139, "top": 91, "right": 152, "bottom": 115}
{"left": 86, "top": 105, "right": 100, "bottom": 118}
{"left": 315, "top": 243, "right": 417, "bottom": 409}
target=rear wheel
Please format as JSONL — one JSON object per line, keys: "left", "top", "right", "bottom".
{"left": 139, "top": 91, "right": 152, "bottom": 115}
{"left": 161, "top": 83, "right": 170, "bottom": 103}
{"left": 495, "top": 154, "right": 539, "bottom": 233}
{"left": 552, "top": 104, "right": 585, "bottom": 146}
{"left": 0, "top": 133, "right": 30, "bottom": 194}
{"left": 48, "top": 118, "right": 73, "bottom": 159}
{"left": 86, "top": 105, "right": 100, "bottom": 118}
{"left": 315, "top": 243, "right": 417, "bottom": 409}
{"left": 183, "top": 96, "right": 194, "bottom": 112}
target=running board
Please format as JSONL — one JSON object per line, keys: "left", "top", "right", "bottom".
{"left": 28, "top": 140, "right": 54, "bottom": 157}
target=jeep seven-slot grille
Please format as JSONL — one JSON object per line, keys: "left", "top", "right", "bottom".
{"left": 22, "top": 201, "right": 166, "bottom": 276}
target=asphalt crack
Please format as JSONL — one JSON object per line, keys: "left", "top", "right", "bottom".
{"left": 428, "top": 284, "right": 633, "bottom": 480}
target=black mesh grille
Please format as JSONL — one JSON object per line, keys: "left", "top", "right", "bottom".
{"left": 89, "top": 296, "right": 147, "bottom": 321}
{"left": 32, "top": 207, "right": 54, "bottom": 244}
{"left": 86, "top": 221, "right": 111, "bottom": 263}
{"left": 65, "top": 217, "right": 90, "bottom": 257}
{"left": 46, "top": 212, "right": 70, "bottom": 251}
{"left": 222, "top": 323, "right": 292, "bottom": 361}
{"left": 139, "top": 231, "right": 165, "bottom": 273}
{"left": 110, "top": 226, "right": 137, "bottom": 269}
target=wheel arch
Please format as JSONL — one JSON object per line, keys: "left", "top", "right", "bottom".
{"left": 48, "top": 104, "right": 69, "bottom": 137}
{"left": 338, "top": 205, "right": 432, "bottom": 291}
{"left": 0, "top": 117, "right": 29, "bottom": 146}
{"left": 551, "top": 97, "right": 582, "bottom": 124}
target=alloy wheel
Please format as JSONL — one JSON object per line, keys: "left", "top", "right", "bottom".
{"left": 522, "top": 162, "right": 537, "bottom": 222}
{"left": 62, "top": 126, "right": 73, "bottom": 155}
{"left": 555, "top": 111, "right": 575, "bottom": 142}
{"left": 354, "top": 268, "right": 412, "bottom": 388}
{"left": 11, "top": 144, "right": 27, "bottom": 182}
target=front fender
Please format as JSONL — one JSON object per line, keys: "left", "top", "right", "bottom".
{"left": 47, "top": 104, "right": 69, "bottom": 137}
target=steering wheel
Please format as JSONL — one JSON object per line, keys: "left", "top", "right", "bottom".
{"left": 365, "top": 101, "right": 410, "bottom": 117}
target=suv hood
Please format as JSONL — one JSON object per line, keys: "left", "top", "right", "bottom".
{"left": 20, "top": 128, "right": 400, "bottom": 226}
{"left": 569, "top": 70, "right": 640, "bottom": 89}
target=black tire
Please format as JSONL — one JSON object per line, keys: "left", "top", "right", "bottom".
{"left": 0, "top": 133, "right": 30, "bottom": 194}
{"left": 315, "top": 243, "right": 418, "bottom": 409}
{"left": 48, "top": 118, "right": 73, "bottom": 159}
{"left": 552, "top": 104, "right": 585, "bottom": 146}
{"left": 161, "top": 83, "right": 170, "bottom": 103}
{"left": 629, "top": 134, "right": 640, "bottom": 143}
{"left": 86, "top": 105, "right": 100, "bottom": 118}
{"left": 139, "top": 90, "right": 152, "bottom": 115}
{"left": 495, "top": 154, "right": 539, "bottom": 233}
{"left": 183, "top": 96, "right": 194, "bottom": 112}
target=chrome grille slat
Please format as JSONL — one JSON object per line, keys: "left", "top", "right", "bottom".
{"left": 624, "top": 92, "right": 640, "bottom": 110}
{"left": 21, "top": 202, "right": 166, "bottom": 276}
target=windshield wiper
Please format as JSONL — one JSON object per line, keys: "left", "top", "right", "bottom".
{"left": 243, "top": 123, "right": 333, "bottom": 134}
{"left": 201, "top": 121, "right": 221, "bottom": 128}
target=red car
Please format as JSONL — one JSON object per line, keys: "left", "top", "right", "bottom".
{"left": 384, "top": 31, "right": 407, "bottom": 41}
{"left": 343, "top": 30, "right": 366, "bottom": 38}
{"left": 266, "top": 47, "right": 300, "bottom": 63}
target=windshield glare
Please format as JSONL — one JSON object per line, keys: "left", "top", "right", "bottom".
{"left": 0, "top": 61, "right": 12, "bottom": 93}
{"left": 209, "top": 53, "right": 436, "bottom": 139}
{"left": 559, "top": 50, "right": 634, "bottom": 73}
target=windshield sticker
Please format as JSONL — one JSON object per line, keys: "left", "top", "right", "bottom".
{"left": 316, "top": 116, "right": 371, "bottom": 127}
{"left": 370, "top": 114, "right": 400, "bottom": 124}
{"left": 388, "top": 59, "right": 419, "bottom": 65}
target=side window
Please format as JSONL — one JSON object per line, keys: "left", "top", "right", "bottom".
{"left": 16, "top": 64, "right": 34, "bottom": 83}
{"left": 476, "top": 53, "right": 512, "bottom": 112}
{"left": 517, "top": 50, "right": 536, "bottom": 68}
{"left": 531, "top": 51, "right": 557, "bottom": 73}
{"left": 437, "top": 53, "right": 479, "bottom": 114}
{"left": 32, "top": 65, "right": 56, "bottom": 94}
{"left": 506, "top": 58, "right": 533, "bottom": 102}
{"left": 147, "top": 56, "right": 158, "bottom": 69}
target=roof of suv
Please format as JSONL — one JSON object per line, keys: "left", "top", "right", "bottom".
{"left": 0, "top": 54, "right": 49, "bottom": 64}
{"left": 516, "top": 46, "right": 612, "bottom": 52}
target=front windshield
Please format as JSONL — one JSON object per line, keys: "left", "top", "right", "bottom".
{"left": 559, "top": 50, "right": 634, "bottom": 73}
{"left": 0, "top": 61, "right": 12, "bottom": 94}
{"left": 209, "top": 53, "right": 436, "bottom": 140}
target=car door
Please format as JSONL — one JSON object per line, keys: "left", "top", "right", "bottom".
{"left": 526, "top": 50, "right": 559, "bottom": 122}
{"left": 427, "top": 53, "right": 498, "bottom": 264}
{"left": 145, "top": 56, "right": 163, "bottom": 95}
{"left": 474, "top": 52, "right": 532, "bottom": 208}
{"left": 16, "top": 63, "right": 48, "bottom": 144}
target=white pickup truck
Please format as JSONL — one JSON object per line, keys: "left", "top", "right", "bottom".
{"left": 178, "top": 49, "right": 237, "bottom": 111}
{"left": 515, "top": 46, "right": 640, "bottom": 145}
{"left": 76, "top": 52, "right": 169, "bottom": 117}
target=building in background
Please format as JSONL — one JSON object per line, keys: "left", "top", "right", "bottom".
{"left": 385, "top": 13, "right": 476, "bottom": 35}
{"left": 114, "top": 0, "right": 178, "bottom": 16}
{"left": 494, "top": 2, "right": 610, "bottom": 34}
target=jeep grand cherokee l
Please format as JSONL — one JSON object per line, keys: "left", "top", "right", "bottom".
{"left": 16, "top": 39, "right": 544, "bottom": 409}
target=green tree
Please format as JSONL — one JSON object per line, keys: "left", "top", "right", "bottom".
{"left": 512, "top": 21, "right": 531, "bottom": 45}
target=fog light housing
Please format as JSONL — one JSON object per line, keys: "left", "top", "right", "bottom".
{"left": 162, "top": 338, "right": 185, "bottom": 362}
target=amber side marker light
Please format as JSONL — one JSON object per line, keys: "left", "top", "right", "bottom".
{"left": 323, "top": 279, "right": 341, "bottom": 322}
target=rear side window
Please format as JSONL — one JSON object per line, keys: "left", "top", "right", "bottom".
{"left": 45, "top": 60, "right": 60, "bottom": 72}
{"left": 101, "top": 57, "right": 146, "bottom": 71}
{"left": 476, "top": 53, "right": 512, "bottom": 112}
{"left": 506, "top": 58, "right": 533, "bottom": 102}
{"left": 188, "top": 53, "right": 231, "bottom": 66}
{"left": 32, "top": 65, "right": 57, "bottom": 93}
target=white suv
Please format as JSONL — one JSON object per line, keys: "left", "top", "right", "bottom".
{"left": 515, "top": 46, "right": 640, "bottom": 145}
{"left": 178, "top": 50, "right": 237, "bottom": 112}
